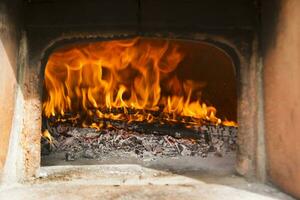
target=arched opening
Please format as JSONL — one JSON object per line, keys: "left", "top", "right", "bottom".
{"left": 41, "top": 37, "right": 237, "bottom": 168}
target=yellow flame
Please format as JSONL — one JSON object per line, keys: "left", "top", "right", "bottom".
{"left": 43, "top": 37, "right": 237, "bottom": 127}
{"left": 222, "top": 120, "right": 238, "bottom": 127}
{"left": 42, "top": 130, "right": 53, "bottom": 143}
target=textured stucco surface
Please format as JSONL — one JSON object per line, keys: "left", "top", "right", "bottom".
{"left": 0, "top": 165, "right": 294, "bottom": 200}
{"left": 0, "top": 0, "right": 21, "bottom": 173}
{"left": 263, "top": 0, "right": 300, "bottom": 198}
{"left": 1, "top": 0, "right": 261, "bottom": 181}
{"left": 21, "top": 0, "right": 260, "bottom": 179}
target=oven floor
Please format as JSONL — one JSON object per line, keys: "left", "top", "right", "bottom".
{"left": 42, "top": 152, "right": 236, "bottom": 175}
{"left": 0, "top": 165, "right": 294, "bottom": 200}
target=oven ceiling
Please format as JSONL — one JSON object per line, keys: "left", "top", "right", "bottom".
{"left": 24, "top": 0, "right": 258, "bottom": 31}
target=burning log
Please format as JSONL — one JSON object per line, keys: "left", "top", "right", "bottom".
{"left": 44, "top": 111, "right": 237, "bottom": 143}
{"left": 41, "top": 121, "right": 237, "bottom": 162}
{"left": 42, "top": 105, "right": 238, "bottom": 154}
{"left": 45, "top": 116, "right": 204, "bottom": 140}
{"left": 41, "top": 107, "right": 238, "bottom": 161}
{"left": 99, "top": 119, "right": 205, "bottom": 140}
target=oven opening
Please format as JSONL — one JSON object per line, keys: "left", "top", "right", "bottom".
{"left": 41, "top": 37, "right": 237, "bottom": 171}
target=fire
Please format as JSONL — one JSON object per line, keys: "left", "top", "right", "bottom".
{"left": 42, "top": 130, "right": 52, "bottom": 143}
{"left": 43, "top": 37, "right": 236, "bottom": 127}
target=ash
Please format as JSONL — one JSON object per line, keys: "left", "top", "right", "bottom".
{"left": 42, "top": 124, "right": 237, "bottom": 162}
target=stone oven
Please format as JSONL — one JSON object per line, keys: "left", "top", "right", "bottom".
{"left": 0, "top": 0, "right": 299, "bottom": 199}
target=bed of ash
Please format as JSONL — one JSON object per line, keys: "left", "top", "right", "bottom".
{"left": 41, "top": 123, "right": 237, "bottom": 167}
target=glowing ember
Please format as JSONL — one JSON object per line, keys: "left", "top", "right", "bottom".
{"left": 43, "top": 37, "right": 237, "bottom": 128}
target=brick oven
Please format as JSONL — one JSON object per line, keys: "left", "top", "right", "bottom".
{"left": 0, "top": 0, "right": 299, "bottom": 199}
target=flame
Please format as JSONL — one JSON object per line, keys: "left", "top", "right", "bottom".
{"left": 222, "top": 120, "right": 238, "bottom": 127}
{"left": 43, "top": 37, "right": 236, "bottom": 128}
{"left": 42, "top": 129, "right": 53, "bottom": 143}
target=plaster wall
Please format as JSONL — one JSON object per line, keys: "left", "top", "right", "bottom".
{"left": 0, "top": 0, "right": 22, "bottom": 174}
{"left": 263, "top": 0, "right": 300, "bottom": 198}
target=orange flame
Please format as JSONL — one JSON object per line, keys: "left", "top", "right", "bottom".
{"left": 43, "top": 37, "right": 236, "bottom": 127}
{"left": 42, "top": 130, "right": 53, "bottom": 143}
